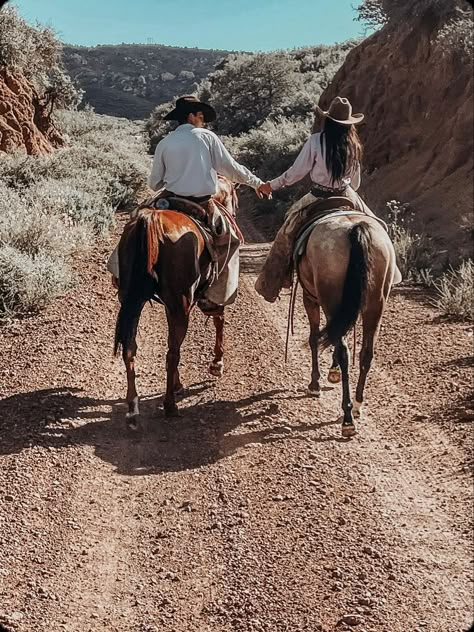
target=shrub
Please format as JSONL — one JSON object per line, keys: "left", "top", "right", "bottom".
{"left": 355, "top": 0, "right": 388, "bottom": 30}
{"left": 0, "top": 110, "right": 149, "bottom": 319}
{"left": 433, "top": 260, "right": 473, "bottom": 319}
{"left": 0, "top": 7, "right": 82, "bottom": 107}
{"left": 224, "top": 117, "right": 310, "bottom": 181}
{"left": 0, "top": 245, "right": 72, "bottom": 318}
{"left": 197, "top": 52, "right": 302, "bottom": 136}
{"left": 385, "top": 200, "right": 435, "bottom": 280}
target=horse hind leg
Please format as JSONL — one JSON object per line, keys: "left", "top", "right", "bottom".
{"left": 354, "top": 300, "right": 384, "bottom": 419}
{"left": 209, "top": 306, "right": 225, "bottom": 378}
{"left": 303, "top": 292, "right": 321, "bottom": 397}
{"left": 164, "top": 305, "right": 190, "bottom": 417}
{"left": 335, "top": 338, "right": 356, "bottom": 438}
{"left": 122, "top": 304, "right": 145, "bottom": 430}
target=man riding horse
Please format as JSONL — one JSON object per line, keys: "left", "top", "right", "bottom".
{"left": 108, "top": 95, "right": 267, "bottom": 310}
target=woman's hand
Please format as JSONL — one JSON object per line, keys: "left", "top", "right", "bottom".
{"left": 257, "top": 182, "right": 273, "bottom": 198}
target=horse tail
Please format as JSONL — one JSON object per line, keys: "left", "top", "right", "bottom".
{"left": 319, "top": 222, "right": 372, "bottom": 351}
{"left": 114, "top": 211, "right": 163, "bottom": 356}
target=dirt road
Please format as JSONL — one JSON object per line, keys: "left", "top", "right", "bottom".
{"left": 0, "top": 209, "right": 472, "bottom": 632}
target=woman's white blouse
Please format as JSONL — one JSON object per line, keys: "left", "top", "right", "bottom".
{"left": 270, "top": 132, "right": 360, "bottom": 192}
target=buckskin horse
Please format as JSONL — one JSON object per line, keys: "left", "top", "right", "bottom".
{"left": 114, "top": 179, "right": 237, "bottom": 427}
{"left": 296, "top": 212, "right": 399, "bottom": 438}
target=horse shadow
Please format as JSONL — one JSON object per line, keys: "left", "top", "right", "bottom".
{"left": 0, "top": 384, "right": 341, "bottom": 475}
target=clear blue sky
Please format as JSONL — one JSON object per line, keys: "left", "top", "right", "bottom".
{"left": 14, "top": 0, "right": 363, "bottom": 51}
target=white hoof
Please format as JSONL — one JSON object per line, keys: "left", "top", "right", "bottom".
{"left": 328, "top": 368, "right": 341, "bottom": 384}
{"left": 209, "top": 360, "right": 224, "bottom": 378}
{"left": 353, "top": 400, "right": 363, "bottom": 419}
{"left": 306, "top": 386, "right": 321, "bottom": 398}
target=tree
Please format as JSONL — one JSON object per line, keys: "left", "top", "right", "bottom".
{"left": 197, "top": 52, "right": 303, "bottom": 136}
{"left": 355, "top": 0, "right": 388, "bottom": 30}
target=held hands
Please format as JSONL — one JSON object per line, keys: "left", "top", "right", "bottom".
{"left": 256, "top": 181, "right": 273, "bottom": 199}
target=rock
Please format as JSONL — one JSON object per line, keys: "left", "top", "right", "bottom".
{"left": 340, "top": 613, "right": 365, "bottom": 626}
{"left": 0, "top": 69, "right": 64, "bottom": 155}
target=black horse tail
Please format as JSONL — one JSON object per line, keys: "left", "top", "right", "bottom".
{"left": 319, "top": 222, "right": 372, "bottom": 351}
{"left": 114, "top": 213, "right": 161, "bottom": 356}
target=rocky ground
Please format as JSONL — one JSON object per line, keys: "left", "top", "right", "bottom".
{"left": 0, "top": 208, "right": 472, "bottom": 632}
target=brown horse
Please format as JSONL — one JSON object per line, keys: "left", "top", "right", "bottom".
{"left": 114, "top": 203, "right": 228, "bottom": 427}
{"left": 297, "top": 213, "right": 400, "bottom": 438}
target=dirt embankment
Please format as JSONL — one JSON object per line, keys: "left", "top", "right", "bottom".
{"left": 0, "top": 69, "right": 64, "bottom": 155}
{"left": 320, "top": 15, "right": 473, "bottom": 258}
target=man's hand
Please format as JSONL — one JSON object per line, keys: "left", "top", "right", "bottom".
{"left": 257, "top": 182, "right": 273, "bottom": 199}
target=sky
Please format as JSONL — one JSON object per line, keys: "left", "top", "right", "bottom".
{"left": 13, "top": 0, "right": 364, "bottom": 51}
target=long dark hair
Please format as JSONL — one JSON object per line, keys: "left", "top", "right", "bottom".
{"left": 321, "top": 118, "right": 363, "bottom": 185}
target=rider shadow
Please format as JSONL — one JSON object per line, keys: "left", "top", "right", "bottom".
{"left": 96, "top": 386, "right": 325, "bottom": 475}
{"left": 0, "top": 384, "right": 342, "bottom": 472}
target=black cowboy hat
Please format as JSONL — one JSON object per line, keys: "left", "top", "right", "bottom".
{"left": 164, "top": 95, "right": 217, "bottom": 122}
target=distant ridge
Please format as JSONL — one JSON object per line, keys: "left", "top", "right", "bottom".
{"left": 63, "top": 43, "right": 231, "bottom": 119}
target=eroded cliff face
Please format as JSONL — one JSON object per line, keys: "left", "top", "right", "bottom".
{"left": 0, "top": 69, "right": 64, "bottom": 155}
{"left": 320, "top": 17, "right": 473, "bottom": 254}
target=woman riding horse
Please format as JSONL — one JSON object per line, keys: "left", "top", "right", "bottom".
{"left": 256, "top": 97, "right": 401, "bottom": 437}
{"left": 255, "top": 96, "right": 389, "bottom": 303}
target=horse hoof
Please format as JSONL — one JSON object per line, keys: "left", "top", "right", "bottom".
{"left": 126, "top": 413, "right": 140, "bottom": 431}
{"left": 306, "top": 386, "right": 321, "bottom": 398}
{"left": 164, "top": 405, "right": 180, "bottom": 418}
{"left": 328, "top": 368, "right": 341, "bottom": 384}
{"left": 209, "top": 361, "right": 224, "bottom": 378}
{"left": 341, "top": 424, "right": 357, "bottom": 438}
{"left": 353, "top": 401, "right": 363, "bottom": 419}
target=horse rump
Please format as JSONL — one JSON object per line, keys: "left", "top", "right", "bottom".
{"left": 319, "top": 222, "right": 372, "bottom": 350}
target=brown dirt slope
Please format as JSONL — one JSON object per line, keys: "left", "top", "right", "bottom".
{"left": 0, "top": 69, "right": 64, "bottom": 155}
{"left": 320, "top": 17, "right": 473, "bottom": 257}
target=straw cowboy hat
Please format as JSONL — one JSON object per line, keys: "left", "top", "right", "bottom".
{"left": 164, "top": 95, "right": 217, "bottom": 122}
{"left": 316, "top": 96, "right": 364, "bottom": 125}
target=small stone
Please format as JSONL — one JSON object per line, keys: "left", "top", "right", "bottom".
{"left": 10, "top": 611, "right": 25, "bottom": 621}
{"left": 4, "top": 495, "right": 14, "bottom": 502}
{"left": 340, "top": 613, "right": 365, "bottom": 626}
{"left": 337, "top": 516, "right": 347, "bottom": 526}
{"left": 363, "top": 545, "right": 380, "bottom": 559}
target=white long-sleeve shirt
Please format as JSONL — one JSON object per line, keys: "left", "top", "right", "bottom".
{"left": 148, "top": 124, "right": 263, "bottom": 196}
{"left": 270, "top": 132, "right": 361, "bottom": 192}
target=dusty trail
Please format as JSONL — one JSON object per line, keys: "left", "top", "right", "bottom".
{"left": 0, "top": 207, "right": 472, "bottom": 632}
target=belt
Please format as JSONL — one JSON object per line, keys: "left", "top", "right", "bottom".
{"left": 311, "top": 183, "right": 348, "bottom": 198}
{"left": 169, "top": 191, "right": 211, "bottom": 205}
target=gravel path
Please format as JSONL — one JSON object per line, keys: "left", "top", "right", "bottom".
{"left": 0, "top": 207, "right": 472, "bottom": 632}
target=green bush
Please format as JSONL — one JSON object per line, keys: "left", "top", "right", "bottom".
{"left": 385, "top": 200, "right": 435, "bottom": 280}
{"left": 434, "top": 260, "right": 473, "bottom": 319}
{"left": 224, "top": 117, "right": 310, "bottom": 181}
{"left": 0, "top": 110, "right": 149, "bottom": 319}
{"left": 0, "top": 245, "right": 72, "bottom": 317}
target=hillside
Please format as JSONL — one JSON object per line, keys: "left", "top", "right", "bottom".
{"left": 63, "top": 44, "right": 230, "bottom": 119}
{"left": 319, "top": 9, "right": 473, "bottom": 258}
